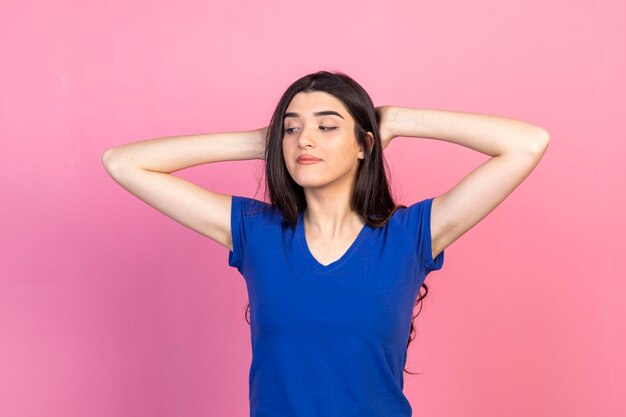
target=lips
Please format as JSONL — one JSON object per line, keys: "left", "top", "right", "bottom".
{"left": 297, "top": 155, "right": 321, "bottom": 162}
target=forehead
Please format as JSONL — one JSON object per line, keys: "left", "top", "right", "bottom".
{"left": 285, "top": 91, "right": 351, "bottom": 119}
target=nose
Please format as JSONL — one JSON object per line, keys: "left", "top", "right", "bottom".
{"left": 297, "top": 125, "right": 316, "bottom": 149}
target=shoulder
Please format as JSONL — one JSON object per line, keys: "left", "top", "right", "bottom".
{"left": 390, "top": 197, "right": 433, "bottom": 225}
{"left": 231, "top": 195, "right": 284, "bottom": 227}
{"left": 232, "top": 195, "right": 277, "bottom": 214}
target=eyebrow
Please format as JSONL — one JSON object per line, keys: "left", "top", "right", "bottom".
{"left": 283, "top": 110, "right": 345, "bottom": 120}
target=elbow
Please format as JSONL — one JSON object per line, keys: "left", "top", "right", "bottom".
{"left": 538, "top": 128, "right": 551, "bottom": 143}
{"left": 527, "top": 126, "right": 550, "bottom": 155}
{"left": 527, "top": 128, "right": 551, "bottom": 156}
{"left": 101, "top": 148, "right": 131, "bottom": 177}
{"left": 101, "top": 149, "right": 119, "bottom": 172}
{"left": 101, "top": 149, "right": 114, "bottom": 167}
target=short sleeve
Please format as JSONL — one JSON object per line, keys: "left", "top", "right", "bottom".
{"left": 228, "top": 195, "right": 245, "bottom": 273}
{"left": 395, "top": 197, "right": 445, "bottom": 275}
{"left": 228, "top": 195, "right": 270, "bottom": 275}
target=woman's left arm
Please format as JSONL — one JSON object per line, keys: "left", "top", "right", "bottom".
{"left": 377, "top": 106, "right": 551, "bottom": 260}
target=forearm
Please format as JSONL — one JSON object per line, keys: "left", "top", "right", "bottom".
{"left": 384, "top": 106, "right": 550, "bottom": 156}
{"left": 102, "top": 128, "right": 267, "bottom": 174}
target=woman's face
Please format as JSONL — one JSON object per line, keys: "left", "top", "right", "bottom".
{"left": 282, "top": 91, "right": 365, "bottom": 191}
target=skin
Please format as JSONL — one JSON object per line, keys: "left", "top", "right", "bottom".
{"left": 282, "top": 91, "right": 374, "bottom": 265}
{"left": 102, "top": 83, "right": 550, "bottom": 269}
{"left": 374, "top": 106, "right": 550, "bottom": 261}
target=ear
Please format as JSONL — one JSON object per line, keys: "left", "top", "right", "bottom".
{"left": 359, "top": 132, "right": 374, "bottom": 159}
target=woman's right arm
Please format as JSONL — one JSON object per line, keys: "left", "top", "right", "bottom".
{"left": 101, "top": 127, "right": 268, "bottom": 251}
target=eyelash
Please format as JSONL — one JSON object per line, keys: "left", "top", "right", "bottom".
{"left": 284, "top": 126, "right": 337, "bottom": 134}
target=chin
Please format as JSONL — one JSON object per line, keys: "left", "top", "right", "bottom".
{"left": 293, "top": 179, "right": 326, "bottom": 189}
{"left": 289, "top": 171, "right": 328, "bottom": 187}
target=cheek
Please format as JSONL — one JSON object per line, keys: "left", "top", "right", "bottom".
{"left": 282, "top": 141, "right": 292, "bottom": 159}
{"left": 282, "top": 140, "right": 295, "bottom": 168}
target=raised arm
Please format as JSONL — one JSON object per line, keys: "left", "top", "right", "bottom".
{"left": 101, "top": 127, "right": 267, "bottom": 251}
{"left": 377, "top": 106, "right": 550, "bottom": 260}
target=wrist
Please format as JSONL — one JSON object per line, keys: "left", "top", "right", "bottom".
{"left": 379, "top": 106, "right": 400, "bottom": 139}
{"left": 255, "top": 127, "right": 268, "bottom": 160}
{"left": 391, "top": 107, "right": 425, "bottom": 138}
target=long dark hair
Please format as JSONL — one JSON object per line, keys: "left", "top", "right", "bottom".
{"left": 245, "top": 70, "right": 429, "bottom": 375}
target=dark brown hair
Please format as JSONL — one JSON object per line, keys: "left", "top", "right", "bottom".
{"left": 246, "top": 70, "right": 429, "bottom": 375}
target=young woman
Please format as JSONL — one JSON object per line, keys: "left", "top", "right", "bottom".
{"left": 102, "top": 71, "right": 550, "bottom": 416}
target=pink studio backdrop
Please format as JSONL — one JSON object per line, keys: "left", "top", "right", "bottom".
{"left": 1, "top": 1, "right": 623, "bottom": 416}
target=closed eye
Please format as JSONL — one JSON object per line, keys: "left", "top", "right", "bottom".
{"left": 284, "top": 126, "right": 337, "bottom": 134}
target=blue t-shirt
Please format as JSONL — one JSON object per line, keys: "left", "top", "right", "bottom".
{"left": 228, "top": 195, "right": 444, "bottom": 417}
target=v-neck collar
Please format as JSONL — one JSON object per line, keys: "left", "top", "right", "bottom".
{"left": 296, "top": 210, "right": 371, "bottom": 274}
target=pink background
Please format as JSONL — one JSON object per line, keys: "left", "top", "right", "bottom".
{"left": 1, "top": 0, "right": 623, "bottom": 416}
